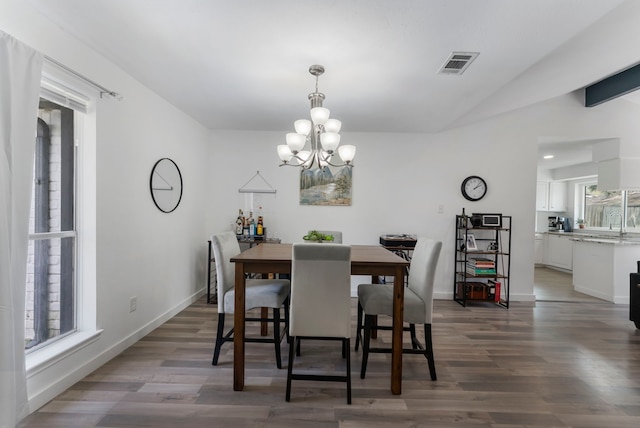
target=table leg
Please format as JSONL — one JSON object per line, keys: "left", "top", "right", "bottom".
{"left": 371, "top": 275, "right": 379, "bottom": 339}
{"left": 260, "top": 273, "right": 270, "bottom": 335}
{"left": 260, "top": 307, "right": 269, "bottom": 335}
{"left": 391, "top": 265, "right": 404, "bottom": 395}
{"left": 233, "top": 262, "right": 246, "bottom": 391}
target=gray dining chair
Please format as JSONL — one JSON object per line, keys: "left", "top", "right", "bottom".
{"left": 286, "top": 243, "right": 352, "bottom": 404}
{"left": 356, "top": 237, "right": 442, "bottom": 381}
{"left": 211, "top": 231, "right": 290, "bottom": 368}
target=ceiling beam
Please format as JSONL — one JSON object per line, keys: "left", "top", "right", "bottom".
{"left": 585, "top": 63, "right": 640, "bottom": 107}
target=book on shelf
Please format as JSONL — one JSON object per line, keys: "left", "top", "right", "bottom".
{"left": 467, "top": 257, "right": 495, "bottom": 268}
{"left": 466, "top": 267, "right": 496, "bottom": 275}
{"left": 488, "top": 279, "right": 501, "bottom": 302}
{"left": 466, "top": 258, "right": 496, "bottom": 275}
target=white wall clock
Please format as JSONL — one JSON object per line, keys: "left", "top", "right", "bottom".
{"left": 461, "top": 175, "right": 487, "bottom": 201}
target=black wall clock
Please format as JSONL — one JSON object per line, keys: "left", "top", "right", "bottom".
{"left": 461, "top": 175, "right": 487, "bottom": 201}
{"left": 150, "top": 158, "right": 183, "bottom": 213}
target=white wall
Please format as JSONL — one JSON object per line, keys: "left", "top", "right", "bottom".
{"left": 1, "top": 0, "right": 210, "bottom": 413}
{"left": 206, "top": 120, "right": 541, "bottom": 302}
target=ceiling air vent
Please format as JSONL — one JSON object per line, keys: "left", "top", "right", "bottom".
{"left": 438, "top": 52, "right": 479, "bottom": 75}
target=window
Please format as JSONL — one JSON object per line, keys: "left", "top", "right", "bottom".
{"left": 579, "top": 181, "right": 640, "bottom": 233}
{"left": 25, "top": 71, "right": 96, "bottom": 355}
{"left": 25, "top": 100, "right": 77, "bottom": 350}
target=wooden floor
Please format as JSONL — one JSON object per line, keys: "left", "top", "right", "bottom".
{"left": 19, "top": 294, "right": 640, "bottom": 428}
{"left": 534, "top": 266, "right": 605, "bottom": 303}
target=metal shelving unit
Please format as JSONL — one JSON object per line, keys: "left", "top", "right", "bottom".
{"left": 454, "top": 214, "right": 511, "bottom": 308}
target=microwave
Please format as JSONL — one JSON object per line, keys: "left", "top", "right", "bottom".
{"left": 476, "top": 213, "right": 502, "bottom": 228}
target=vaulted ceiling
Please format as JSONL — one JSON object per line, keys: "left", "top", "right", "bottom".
{"left": 29, "top": 0, "right": 640, "bottom": 138}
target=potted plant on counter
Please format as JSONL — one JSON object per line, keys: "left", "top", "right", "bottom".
{"left": 576, "top": 219, "right": 586, "bottom": 229}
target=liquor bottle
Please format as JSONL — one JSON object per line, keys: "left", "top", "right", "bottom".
{"left": 257, "top": 216, "right": 264, "bottom": 236}
{"left": 242, "top": 214, "right": 249, "bottom": 236}
{"left": 235, "top": 209, "right": 244, "bottom": 235}
{"left": 248, "top": 212, "right": 255, "bottom": 236}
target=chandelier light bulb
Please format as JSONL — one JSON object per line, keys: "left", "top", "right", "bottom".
{"left": 297, "top": 150, "right": 312, "bottom": 166}
{"left": 338, "top": 145, "right": 356, "bottom": 163}
{"left": 310, "top": 107, "right": 330, "bottom": 125}
{"left": 320, "top": 132, "right": 341, "bottom": 152}
{"left": 294, "top": 119, "right": 312, "bottom": 136}
{"left": 324, "top": 118, "right": 342, "bottom": 133}
{"left": 277, "top": 144, "right": 293, "bottom": 162}
{"left": 286, "top": 132, "right": 306, "bottom": 153}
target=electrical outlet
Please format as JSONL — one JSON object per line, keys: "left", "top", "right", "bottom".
{"left": 438, "top": 204, "right": 444, "bottom": 214}
{"left": 129, "top": 296, "right": 137, "bottom": 313}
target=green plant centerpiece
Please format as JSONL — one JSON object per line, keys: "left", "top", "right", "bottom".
{"left": 303, "top": 230, "right": 335, "bottom": 242}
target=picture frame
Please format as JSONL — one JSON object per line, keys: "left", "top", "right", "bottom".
{"left": 299, "top": 165, "right": 352, "bottom": 206}
{"left": 466, "top": 233, "right": 478, "bottom": 251}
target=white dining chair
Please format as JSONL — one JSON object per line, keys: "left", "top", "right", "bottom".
{"left": 211, "top": 231, "right": 290, "bottom": 368}
{"left": 356, "top": 237, "right": 442, "bottom": 381}
{"left": 286, "top": 243, "right": 352, "bottom": 404}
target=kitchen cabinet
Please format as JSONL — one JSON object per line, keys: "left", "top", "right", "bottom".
{"left": 548, "top": 181, "right": 567, "bottom": 211}
{"left": 536, "top": 181, "right": 567, "bottom": 212}
{"left": 572, "top": 239, "right": 637, "bottom": 303}
{"left": 545, "top": 233, "right": 572, "bottom": 271}
{"left": 534, "top": 234, "right": 544, "bottom": 264}
{"left": 536, "top": 181, "right": 549, "bottom": 211}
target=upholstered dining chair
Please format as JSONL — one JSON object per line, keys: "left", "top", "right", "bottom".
{"left": 286, "top": 243, "right": 352, "bottom": 404}
{"left": 356, "top": 237, "right": 442, "bottom": 381}
{"left": 211, "top": 231, "right": 291, "bottom": 369}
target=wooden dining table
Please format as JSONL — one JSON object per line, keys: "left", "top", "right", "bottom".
{"left": 230, "top": 243, "right": 410, "bottom": 395}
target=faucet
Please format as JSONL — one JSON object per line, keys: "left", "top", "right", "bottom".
{"left": 609, "top": 212, "right": 625, "bottom": 237}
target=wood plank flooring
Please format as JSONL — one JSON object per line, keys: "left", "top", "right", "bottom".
{"left": 19, "top": 295, "right": 640, "bottom": 428}
{"left": 534, "top": 266, "right": 604, "bottom": 303}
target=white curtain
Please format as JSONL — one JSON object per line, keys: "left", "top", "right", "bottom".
{"left": 0, "top": 30, "right": 43, "bottom": 427}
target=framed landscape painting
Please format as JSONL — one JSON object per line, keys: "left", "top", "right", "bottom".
{"left": 299, "top": 166, "right": 352, "bottom": 206}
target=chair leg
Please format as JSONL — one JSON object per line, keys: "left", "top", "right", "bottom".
{"left": 360, "top": 314, "right": 373, "bottom": 379}
{"left": 285, "top": 336, "right": 296, "bottom": 402}
{"left": 355, "top": 302, "right": 363, "bottom": 351}
{"left": 424, "top": 323, "right": 437, "bottom": 381}
{"left": 284, "top": 297, "right": 290, "bottom": 344}
{"left": 212, "top": 313, "right": 225, "bottom": 365}
{"left": 410, "top": 324, "right": 419, "bottom": 350}
{"left": 345, "top": 338, "right": 352, "bottom": 404}
{"left": 273, "top": 308, "right": 282, "bottom": 369}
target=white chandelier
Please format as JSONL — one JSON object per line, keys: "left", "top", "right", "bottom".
{"left": 277, "top": 65, "right": 356, "bottom": 169}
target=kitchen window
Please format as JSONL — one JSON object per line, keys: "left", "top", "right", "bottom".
{"left": 578, "top": 181, "right": 640, "bottom": 233}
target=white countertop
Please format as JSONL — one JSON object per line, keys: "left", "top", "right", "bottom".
{"left": 545, "top": 231, "right": 640, "bottom": 245}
